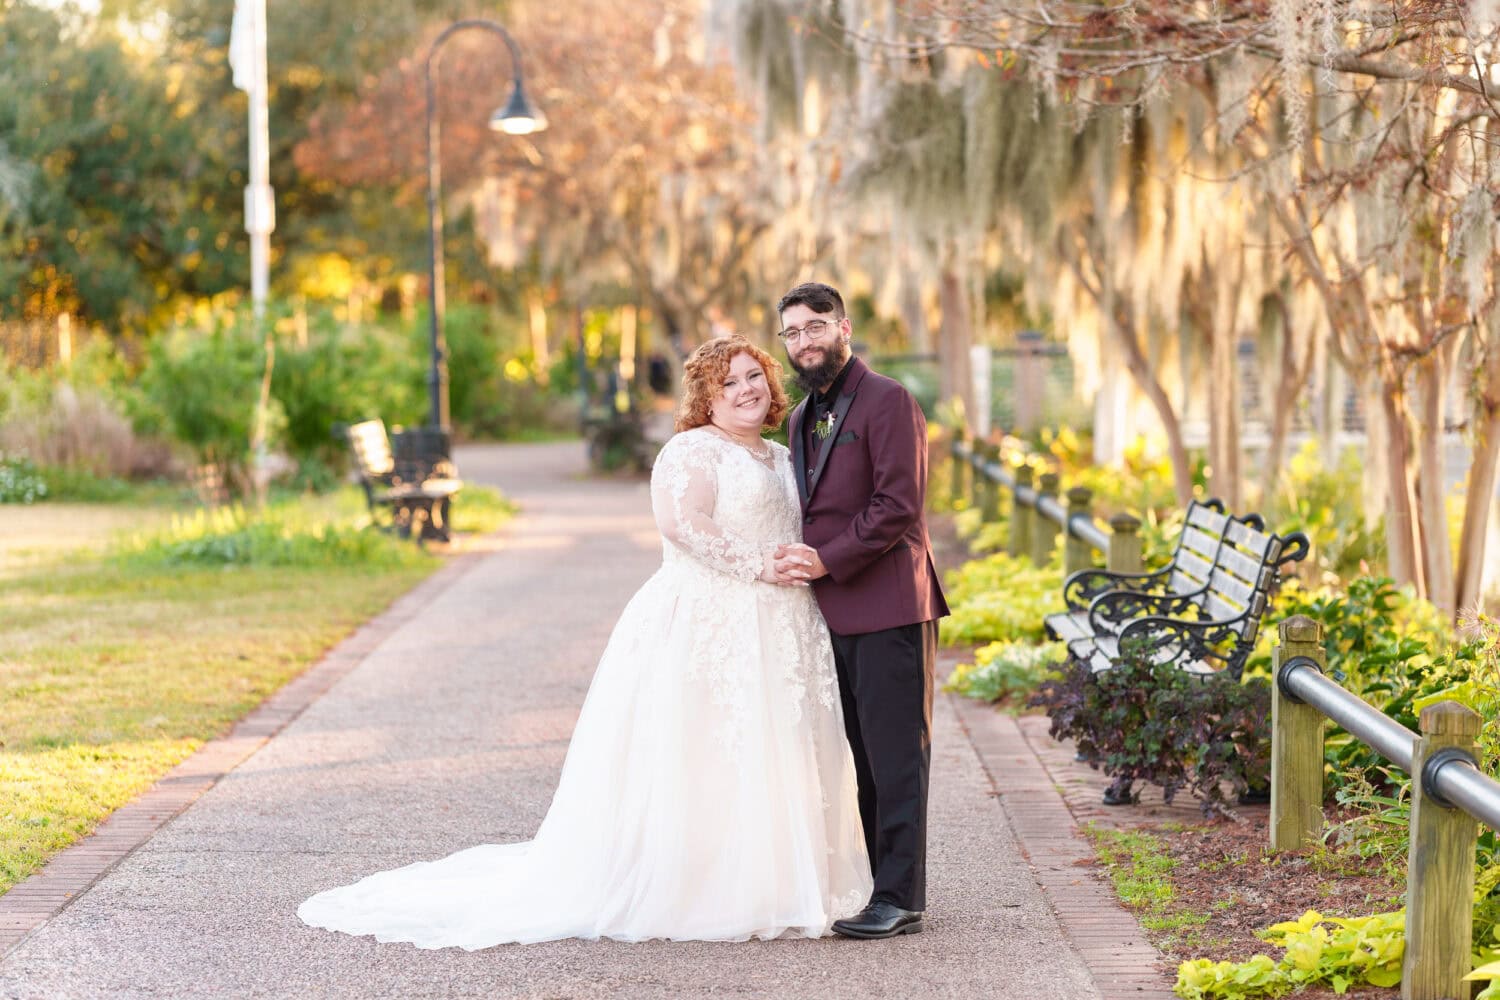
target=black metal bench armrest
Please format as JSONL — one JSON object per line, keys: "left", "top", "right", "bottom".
{"left": 1118, "top": 613, "right": 1252, "bottom": 680}
{"left": 1087, "top": 587, "right": 1202, "bottom": 632}
{"left": 1061, "top": 566, "right": 1172, "bottom": 611}
{"left": 1107, "top": 616, "right": 1195, "bottom": 669}
{"left": 1275, "top": 531, "right": 1311, "bottom": 569}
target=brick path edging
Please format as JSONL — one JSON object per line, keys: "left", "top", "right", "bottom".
{"left": 0, "top": 553, "right": 481, "bottom": 958}
{"left": 948, "top": 692, "right": 1180, "bottom": 1000}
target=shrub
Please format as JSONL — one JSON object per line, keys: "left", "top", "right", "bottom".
{"left": 939, "top": 549, "right": 1064, "bottom": 645}
{"left": 135, "top": 320, "right": 276, "bottom": 495}
{"left": 944, "top": 639, "right": 1066, "bottom": 703}
{"left": 447, "top": 484, "right": 518, "bottom": 536}
{"left": 1262, "top": 441, "right": 1385, "bottom": 580}
{"left": 1050, "top": 430, "right": 1187, "bottom": 524}
{"left": 26, "top": 383, "right": 164, "bottom": 476}
{"left": 0, "top": 453, "right": 48, "bottom": 504}
{"left": 440, "top": 303, "right": 509, "bottom": 433}
{"left": 465, "top": 367, "right": 578, "bottom": 441}
{"left": 1029, "top": 649, "right": 1272, "bottom": 816}
{"left": 115, "top": 503, "right": 432, "bottom": 570}
{"left": 1175, "top": 908, "right": 1406, "bottom": 998}
{"left": 38, "top": 464, "right": 136, "bottom": 502}
{"left": 0, "top": 353, "right": 175, "bottom": 481}
{"left": 270, "top": 313, "right": 424, "bottom": 480}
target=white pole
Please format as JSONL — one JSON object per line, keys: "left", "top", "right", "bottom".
{"left": 969, "top": 344, "right": 992, "bottom": 440}
{"left": 244, "top": 0, "right": 273, "bottom": 317}
{"left": 232, "top": 0, "right": 276, "bottom": 502}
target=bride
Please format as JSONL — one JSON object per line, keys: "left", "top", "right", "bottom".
{"left": 298, "top": 335, "right": 872, "bottom": 948}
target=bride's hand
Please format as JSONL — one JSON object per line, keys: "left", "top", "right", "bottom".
{"left": 761, "top": 548, "right": 810, "bottom": 586}
{"left": 774, "top": 543, "right": 827, "bottom": 582}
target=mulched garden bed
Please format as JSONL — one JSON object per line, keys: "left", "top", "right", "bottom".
{"left": 1126, "top": 811, "right": 1406, "bottom": 999}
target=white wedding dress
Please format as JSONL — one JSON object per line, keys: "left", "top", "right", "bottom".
{"left": 298, "top": 428, "right": 872, "bottom": 948}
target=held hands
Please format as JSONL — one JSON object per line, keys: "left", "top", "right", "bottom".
{"left": 760, "top": 547, "right": 806, "bottom": 586}
{"left": 771, "top": 543, "right": 828, "bottom": 584}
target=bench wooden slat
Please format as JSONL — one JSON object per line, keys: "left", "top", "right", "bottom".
{"left": 1167, "top": 569, "right": 1206, "bottom": 595}
{"left": 1045, "top": 610, "right": 1093, "bottom": 643}
{"left": 348, "top": 420, "right": 396, "bottom": 477}
{"left": 1205, "top": 592, "right": 1247, "bottom": 620}
{"left": 1181, "top": 528, "right": 1221, "bottom": 560}
{"left": 1209, "top": 562, "right": 1262, "bottom": 602}
{"left": 1214, "top": 544, "right": 1267, "bottom": 584}
{"left": 1186, "top": 504, "right": 1229, "bottom": 532}
{"left": 1173, "top": 548, "right": 1215, "bottom": 584}
{"left": 1074, "top": 634, "right": 1209, "bottom": 675}
{"left": 1223, "top": 519, "right": 1278, "bottom": 557}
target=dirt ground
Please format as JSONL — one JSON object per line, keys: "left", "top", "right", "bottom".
{"left": 1140, "top": 811, "right": 1405, "bottom": 999}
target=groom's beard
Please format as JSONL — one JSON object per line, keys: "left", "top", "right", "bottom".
{"left": 788, "top": 341, "right": 851, "bottom": 395}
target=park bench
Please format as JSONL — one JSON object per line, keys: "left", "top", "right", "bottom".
{"left": 344, "top": 419, "right": 463, "bottom": 543}
{"left": 1044, "top": 498, "right": 1236, "bottom": 644}
{"left": 1057, "top": 515, "right": 1310, "bottom": 681}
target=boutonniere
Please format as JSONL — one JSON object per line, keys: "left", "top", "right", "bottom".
{"left": 814, "top": 411, "right": 837, "bottom": 441}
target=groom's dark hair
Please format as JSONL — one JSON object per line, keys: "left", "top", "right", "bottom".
{"left": 777, "top": 282, "right": 845, "bottom": 320}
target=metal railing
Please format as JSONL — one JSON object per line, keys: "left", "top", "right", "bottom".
{"left": 1270, "top": 616, "right": 1500, "bottom": 1000}
{"left": 949, "top": 432, "right": 1142, "bottom": 574}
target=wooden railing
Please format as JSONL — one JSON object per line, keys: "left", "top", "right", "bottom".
{"left": 949, "top": 431, "right": 1142, "bottom": 575}
{"left": 1270, "top": 615, "right": 1500, "bottom": 1000}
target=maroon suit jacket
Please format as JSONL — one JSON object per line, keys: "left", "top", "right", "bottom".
{"left": 789, "top": 356, "right": 950, "bottom": 636}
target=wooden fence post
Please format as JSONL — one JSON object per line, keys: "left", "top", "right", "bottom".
{"left": 1013, "top": 329, "right": 1043, "bottom": 433}
{"left": 1064, "top": 486, "right": 1094, "bottom": 575}
{"left": 969, "top": 442, "right": 986, "bottom": 513}
{"left": 1107, "top": 513, "right": 1142, "bottom": 574}
{"left": 979, "top": 444, "right": 1001, "bottom": 523}
{"left": 1031, "top": 472, "right": 1060, "bottom": 567}
{"left": 1270, "top": 616, "right": 1326, "bottom": 852}
{"left": 950, "top": 430, "right": 967, "bottom": 507}
{"left": 1010, "top": 465, "right": 1034, "bottom": 559}
{"left": 57, "top": 312, "right": 73, "bottom": 365}
{"left": 1401, "top": 701, "right": 1482, "bottom": 1000}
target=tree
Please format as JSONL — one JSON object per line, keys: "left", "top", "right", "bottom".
{"left": 0, "top": 2, "right": 242, "bottom": 328}
{"left": 719, "top": 0, "right": 1500, "bottom": 613}
{"left": 295, "top": 0, "right": 782, "bottom": 359}
{"left": 0, "top": 0, "right": 484, "bottom": 332}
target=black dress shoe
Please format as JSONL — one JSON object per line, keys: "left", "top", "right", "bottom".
{"left": 1101, "top": 776, "right": 1135, "bottom": 806}
{"left": 832, "top": 900, "right": 925, "bottom": 939}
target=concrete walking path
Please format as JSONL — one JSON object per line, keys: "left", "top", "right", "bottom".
{"left": 0, "top": 442, "right": 1148, "bottom": 999}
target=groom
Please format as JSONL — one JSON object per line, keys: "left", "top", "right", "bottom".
{"left": 772, "top": 282, "right": 949, "bottom": 939}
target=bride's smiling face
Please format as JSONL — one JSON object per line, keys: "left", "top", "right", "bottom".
{"left": 711, "top": 351, "right": 772, "bottom": 433}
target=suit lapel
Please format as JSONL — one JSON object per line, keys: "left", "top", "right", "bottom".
{"left": 789, "top": 400, "right": 810, "bottom": 504}
{"left": 808, "top": 388, "right": 856, "bottom": 498}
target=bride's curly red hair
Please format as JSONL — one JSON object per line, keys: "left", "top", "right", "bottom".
{"left": 674, "top": 336, "right": 790, "bottom": 433}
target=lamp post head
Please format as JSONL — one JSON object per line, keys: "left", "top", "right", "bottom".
{"left": 490, "top": 80, "right": 547, "bottom": 135}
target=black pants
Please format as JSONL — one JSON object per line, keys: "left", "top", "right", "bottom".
{"left": 830, "top": 619, "right": 937, "bottom": 912}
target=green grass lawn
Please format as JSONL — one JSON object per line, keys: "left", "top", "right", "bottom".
{"left": 0, "top": 484, "right": 512, "bottom": 896}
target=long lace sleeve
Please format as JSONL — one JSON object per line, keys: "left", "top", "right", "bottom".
{"left": 651, "top": 434, "right": 767, "bottom": 581}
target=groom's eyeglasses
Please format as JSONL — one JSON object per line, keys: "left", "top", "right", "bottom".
{"left": 777, "top": 318, "right": 839, "bottom": 344}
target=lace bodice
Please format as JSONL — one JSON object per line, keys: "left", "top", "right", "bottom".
{"left": 650, "top": 428, "right": 801, "bottom": 580}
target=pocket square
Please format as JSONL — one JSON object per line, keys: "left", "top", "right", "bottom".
{"left": 834, "top": 430, "right": 860, "bottom": 446}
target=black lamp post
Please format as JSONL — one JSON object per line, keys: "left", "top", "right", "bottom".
{"left": 424, "top": 19, "right": 545, "bottom": 457}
